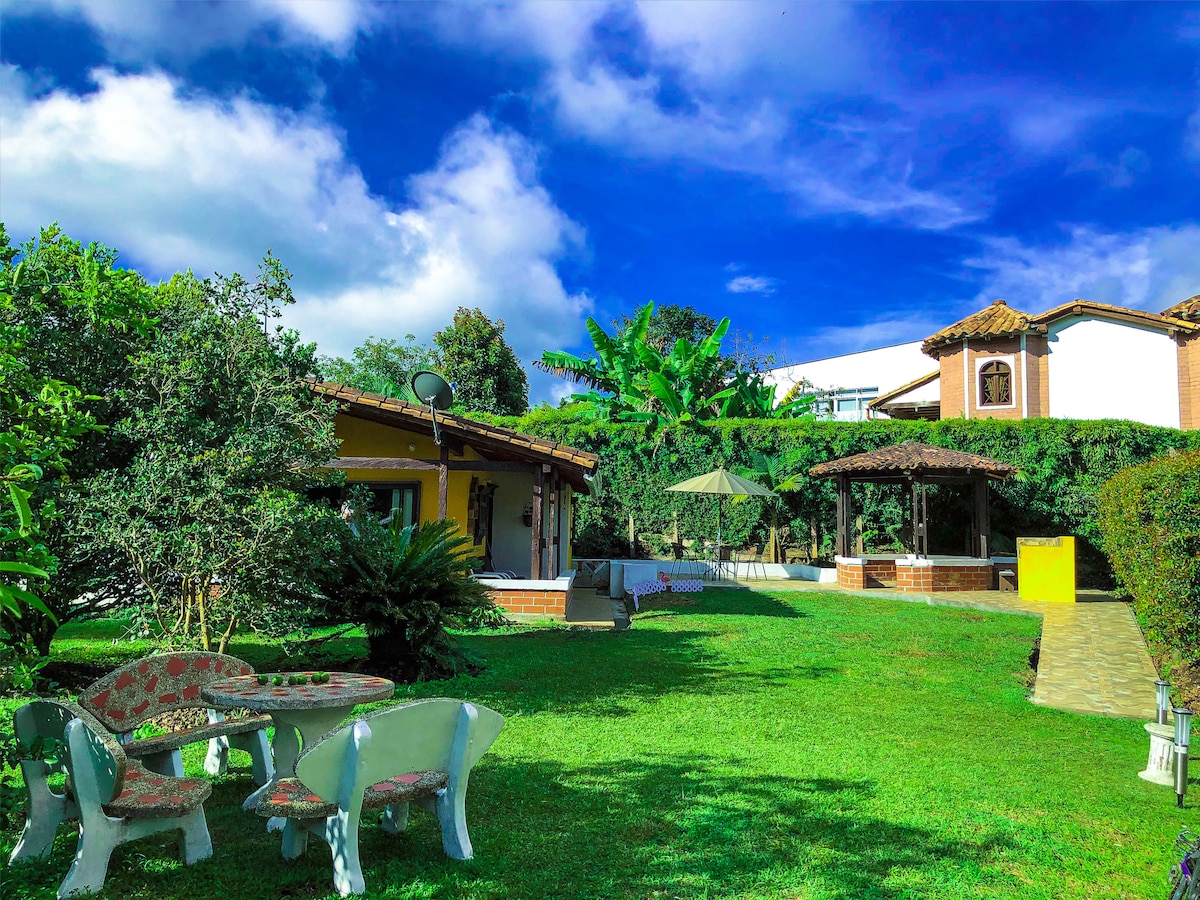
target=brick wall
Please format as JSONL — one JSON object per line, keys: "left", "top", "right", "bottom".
{"left": 1026, "top": 334, "right": 1050, "bottom": 417}
{"left": 1179, "top": 332, "right": 1200, "bottom": 431}
{"left": 863, "top": 558, "right": 897, "bottom": 588}
{"left": 836, "top": 560, "right": 864, "bottom": 590}
{"left": 938, "top": 345, "right": 966, "bottom": 418}
{"left": 897, "top": 561, "right": 992, "bottom": 593}
{"left": 488, "top": 586, "right": 568, "bottom": 617}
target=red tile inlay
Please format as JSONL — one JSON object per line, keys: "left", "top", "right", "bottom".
{"left": 137, "top": 661, "right": 150, "bottom": 675}
{"left": 109, "top": 709, "right": 126, "bottom": 720}
{"left": 115, "top": 671, "right": 136, "bottom": 690}
{"left": 144, "top": 674, "right": 159, "bottom": 693}
{"left": 132, "top": 700, "right": 150, "bottom": 716}
{"left": 166, "top": 656, "right": 187, "bottom": 676}
{"left": 193, "top": 657, "right": 211, "bottom": 671}
{"left": 182, "top": 685, "right": 200, "bottom": 700}
{"left": 91, "top": 690, "right": 111, "bottom": 709}
{"left": 158, "top": 693, "right": 177, "bottom": 704}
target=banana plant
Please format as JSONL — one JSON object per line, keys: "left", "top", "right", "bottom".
{"left": 732, "top": 449, "right": 808, "bottom": 563}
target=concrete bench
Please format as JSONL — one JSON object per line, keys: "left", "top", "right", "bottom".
{"left": 8, "top": 699, "right": 213, "bottom": 898}
{"left": 79, "top": 652, "right": 273, "bottom": 784}
{"left": 256, "top": 698, "right": 504, "bottom": 896}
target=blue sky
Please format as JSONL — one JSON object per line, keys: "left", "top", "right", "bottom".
{"left": 3, "top": 1, "right": 1199, "bottom": 400}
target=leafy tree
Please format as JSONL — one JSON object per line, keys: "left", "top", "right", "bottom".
{"left": 538, "top": 301, "right": 811, "bottom": 425}
{"left": 319, "top": 335, "right": 436, "bottom": 402}
{"left": 0, "top": 225, "right": 160, "bottom": 652}
{"left": 322, "top": 505, "right": 494, "bottom": 681}
{"left": 615, "top": 304, "right": 718, "bottom": 353}
{"left": 433, "top": 307, "right": 529, "bottom": 415}
{"left": 80, "top": 256, "right": 342, "bottom": 653}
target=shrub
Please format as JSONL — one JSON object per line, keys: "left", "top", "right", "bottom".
{"left": 1097, "top": 450, "right": 1200, "bottom": 655}
{"left": 323, "top": 510, "right": 495, "bottom": 682}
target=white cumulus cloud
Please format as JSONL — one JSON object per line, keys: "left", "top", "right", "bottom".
{"left": 964, "top": 225, "right": 1200, "bottom": 314}
{"left": 726, "top": 275, "right": 779, "bottom": 296}
{"left": 0, "top": 67, "right": 591, "bottom": 395}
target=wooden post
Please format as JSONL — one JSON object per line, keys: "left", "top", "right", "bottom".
{"left": 530, "top": 467, "right": 544, "bottom": 579}
{"left": 974, "top": 477, "right": 990, "bottom": 560}
{"left": 628, "top": 513, "right": 636, "bottom": 559}
{"left": 438, "top": 446, "right": 449, "bottom": 521}
{"left": 810, "top": 518, "right": 819, "bottom": 562}
{"left": 548, "top": 468, "right": 559, "bottom": 579}
{"left": 835, "top": 474, "right": 852, "bottom": 558}
{"left": 854, "top": 515, "right": 865, "bottom": 555}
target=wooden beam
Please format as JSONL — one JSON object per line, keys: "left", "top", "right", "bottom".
{"left": 835, "top": 473, "right": 852, "bottom": 558}
{"left": 530, "top": 466, "right": 544, "bottom": 579}
{"left": 974, "top": 477, "right": 990, "bottom": 559}
{"left": 324, "top": 457, "right": 438, "bottom": 470}
{"left": 438, "top": 446, "right": 449, "bottom": 521}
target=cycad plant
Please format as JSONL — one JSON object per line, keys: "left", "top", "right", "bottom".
{"left": 328, "top": 513, "right": 494, "bottom": 681}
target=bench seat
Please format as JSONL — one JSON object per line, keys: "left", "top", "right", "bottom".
{"left": 122, "top": 715, "right": 272, "bottom": 758}
{"left": 255, "top": 771, "right": 447, "bottom": 819}
{"left": 102, "top": 760, "right": 212, "bottom": 820}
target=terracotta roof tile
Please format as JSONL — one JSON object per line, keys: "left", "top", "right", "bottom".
{"left": 1032, "top": 299, "right": 1197, "bottom": 332}
{"left": 809, "top": 442, "right": 1016, "bottom": 479}
{"left": 922, "top": 299, "right": 1037, "bottom": 355}
{"left": 1163, "top": 294, "right": 1200, "bottom": 322}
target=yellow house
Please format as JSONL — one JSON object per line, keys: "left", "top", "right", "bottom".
{"left": 311, "top": 382, "right": 600, "bottom": 618}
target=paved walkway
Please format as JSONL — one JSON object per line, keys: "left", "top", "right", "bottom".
{"left": 731, "top": 579, "right": 1158, "bottom": 719}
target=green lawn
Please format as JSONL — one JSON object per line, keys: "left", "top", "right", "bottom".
{"left": 1, "top": 589, "right": 1185, "bottom": 899}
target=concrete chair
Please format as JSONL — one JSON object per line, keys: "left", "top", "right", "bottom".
{"left": 79, "top": 652, "right": 273, "bottom": 783}
{"left": 255, "top": 698, "right": 504, "bottom": 896}
{"left": 8, "top": 699, "right": 213, "bottom": 898}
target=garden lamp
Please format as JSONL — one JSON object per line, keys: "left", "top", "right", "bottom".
{"left": 1175, "top": 707, "right": 1193, "bottom": 808}
{"left": 1157, "top": 681, "right": 1172, "bottom": 726}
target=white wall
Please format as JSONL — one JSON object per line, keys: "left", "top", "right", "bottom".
{"left": 486, "top": 470, "right": 570, "bottom": 577}
{"left": 488, "top": 470, "right": 535, "bottom": 577}
{"left": 764, "top": 341, "right": 936, "bottom": 419}
{"left": 1047, "top": 317, "right": 1180, "bottom": 428}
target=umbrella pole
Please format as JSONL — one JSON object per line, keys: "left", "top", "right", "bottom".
{"left": 717, "top": 497, "right": 723, "bottom": 582}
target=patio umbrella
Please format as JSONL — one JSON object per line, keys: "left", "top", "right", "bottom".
{"left": 665, "top": 468, "right": 776, "bottom": 567}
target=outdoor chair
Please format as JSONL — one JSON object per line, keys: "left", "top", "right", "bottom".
{"left": 8, "top": 699, "right": 213, "bottom": 898}
{"left": 735, "top": 544, "right": 768, "bottom": 581}
{"left": 255, "top": 698, "right": 505, "bottom": 896}
{"left": 79, "top": 652, "right": 273, "bottom": 784}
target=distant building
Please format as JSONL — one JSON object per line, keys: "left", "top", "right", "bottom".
{"left": 766, "top": 294, "right": 1200, "bottom": 429}
{"left": 762, "top": 341, "right": 933, "bottom": 422}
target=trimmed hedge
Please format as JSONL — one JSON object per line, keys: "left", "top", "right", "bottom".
{"left": 1097, "top": 450, "right": 1200, "bottom": 655}
{"left": 492, "top": 411, "right": 1200, "bottom": 585}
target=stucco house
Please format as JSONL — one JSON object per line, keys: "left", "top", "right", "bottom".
{"left": 767, "top": 294, "right": 1200, "bottom": 430}
{"left": 310, "top": 381, "right": 599, "bottom": 619}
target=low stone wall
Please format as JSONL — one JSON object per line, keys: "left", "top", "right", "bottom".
{"left": 481, "top": 573, "right": 573, "bottom": 619}
{"left": 896, "top": 557, "right": 993, "bottom": 593}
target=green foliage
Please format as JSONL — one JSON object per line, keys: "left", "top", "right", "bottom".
{"left": 322, "top": 508, "right": 495, "bottom": 681}
{"left": 540, "top": 301, "right": 804, "bottom": 425}
{"left": 318, "top": 334, "right": 436, "bottom": 402}
{"left": 485, "top": 414, "right": 1199, "bottom": 579}
{"left": 433, "top": 307, "right": 529, "bottom": 416}
{"left": 79, "top": 256, "right": 342, "bottom": 654}
{"left": 1097, "top": 450, "right": 1200, "bottom": 655}
{"left": 0, "top": 225, "right": 159, "bottom": 646}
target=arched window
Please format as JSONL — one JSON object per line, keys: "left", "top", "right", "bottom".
{"left": 978, "top": 360, "right": 1012, "bottom": 406}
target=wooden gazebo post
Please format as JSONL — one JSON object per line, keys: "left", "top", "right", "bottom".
{"left": 835, "top": 473, "right": 853, "bottom": 558}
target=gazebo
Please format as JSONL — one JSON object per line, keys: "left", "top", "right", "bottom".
{"left": 809, "top": 442, "right": 1016, "bottom": 593}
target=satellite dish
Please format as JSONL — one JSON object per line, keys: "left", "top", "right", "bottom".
{"left": 410, "top": 370, "right": 455, "bottom": 445}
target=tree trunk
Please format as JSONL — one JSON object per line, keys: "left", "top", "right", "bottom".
{"left": 768, "top": 509, "right": 779, "bottom": 564}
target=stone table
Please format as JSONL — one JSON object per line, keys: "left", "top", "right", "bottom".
{"left": 202, "top": 672, "right": 394, "bottom": 824}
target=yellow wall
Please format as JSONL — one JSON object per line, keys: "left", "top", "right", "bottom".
{"left": 334, "top": 415, "right": 488, "bottom": 533}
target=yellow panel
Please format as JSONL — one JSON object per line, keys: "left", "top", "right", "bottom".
{"left": 334, "top": 415, "right": 486, "bottom": 535}
{"left": 1017, "top": 536, "right": 1076, "bottom": 602}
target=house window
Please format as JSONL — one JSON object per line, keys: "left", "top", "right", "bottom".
{"left": 355, "top": 482, "right": 421, "bottom": 528}
{"left": 978, "top": 361, "right": 1012, "bottom": 407}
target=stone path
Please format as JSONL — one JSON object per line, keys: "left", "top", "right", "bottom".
{"left": 735, "top": 579, "right": 1159, "bottom": 719}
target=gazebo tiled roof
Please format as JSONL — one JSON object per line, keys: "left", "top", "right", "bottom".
{"left": 809, "top": 441, "right": 1016, "bottom": 480}
{"left": 1164, "top": 294, "right": 1200, "bottom": 322}
{"left": 921, "top": 299, "right": 1038, "bottom": 356}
